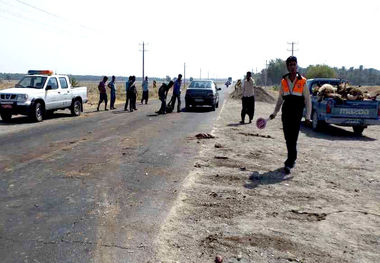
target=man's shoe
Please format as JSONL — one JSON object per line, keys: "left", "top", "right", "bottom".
{"left": 284, "top": 166, "right": 291, "bottom": 175}
{"left": 96, "top": 108, "right": 99, "bottom": 112}
{"left": 239, "top": 120, "right": 245, "bottom": 124}
{"left": 105, "top": 109, "right": 109, "bottom": 111}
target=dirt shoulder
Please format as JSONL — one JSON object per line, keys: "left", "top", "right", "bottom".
{"left": 155, "top": 97, "right": 380, "bottom": 262}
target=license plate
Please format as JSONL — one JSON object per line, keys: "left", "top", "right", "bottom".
{"left": 1, "top": 104, "right": 12, "bottom": 109}
{"left": 195, "top": 99, "right": 204, "bottom": 102}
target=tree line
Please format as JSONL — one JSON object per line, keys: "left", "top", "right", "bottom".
{"left": 253, "top": 59, "right": 380, "bottom": 86}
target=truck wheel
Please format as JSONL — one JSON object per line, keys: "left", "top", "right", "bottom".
{"left": 32, "top": 102, "right": 44, "bottom": 122}
{"left": 211, "top": 103, "right": 216, "bottom": 111}
{"left": 353, "top": 126, "right": 365, "bottom": 136}
{"left": 312, "top": 111, "right": 325, "bottom": 131}
{"left": 0, "top": 111, "right": 12, "bottom": 122}
{"left": 71, "top": 100, "right": 81, "bottom": 116}
{"left": 185, "top": 102, "right": 190, "bottom": 111}
{"left": 216, "top": 101, "right": 219, "bottom": 108}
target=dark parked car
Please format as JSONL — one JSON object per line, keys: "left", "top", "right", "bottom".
{"left": 185, "top": 80, "right": 221, "bottom": 111}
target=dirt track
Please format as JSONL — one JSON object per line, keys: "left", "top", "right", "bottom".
{"left": 156, "top": 97, "right": 380, "bottom": 262}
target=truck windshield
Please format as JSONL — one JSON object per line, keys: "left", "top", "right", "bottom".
{"left": 16, "top": 76, "right": 47, "bottom": 89}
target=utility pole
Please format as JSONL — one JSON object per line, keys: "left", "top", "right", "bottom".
{"left": 139, "top": 41, "right": 149, "bottom": 84}
{"left": 287, "top": 41, "right": 298, "bottom": 56}
{"left": 200, "top": 68, "right": 202, "bottom": 80}
{"left": 208, "top": 72, "right": 209, "bottom": 80}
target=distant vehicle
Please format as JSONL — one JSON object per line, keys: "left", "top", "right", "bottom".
{"left": 0, "top": 70, "right": 88, "bottom": 122}
{"left": 185, "top": 80, "right": 221, "bottom": 111}
{"left": 307, "top": 78, "right": 380, "bottom": 135}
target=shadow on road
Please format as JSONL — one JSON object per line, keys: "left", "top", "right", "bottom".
{"left": 244, "top": 168, "right": 292, "bottom": 189}
{"left": 300, "top": 122, "right": 376, "bottom": 141}
{"left": 183, "top": 106, "right": 214, "bottom": 113}
{"left": 0, "top": 113, "right": 73, "bottom": 125}
{"left": 227, "top": 122, "right": 245, "bottom": 127}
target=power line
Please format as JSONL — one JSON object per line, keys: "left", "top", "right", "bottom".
{"left": 1, "top": 0, "right": 96, "bottom": 32}
{"left": 0, "top": 6, "right": 74, "bottom": 35}
{"left": 15, "top": 0, "right": 61, "bottom": 19}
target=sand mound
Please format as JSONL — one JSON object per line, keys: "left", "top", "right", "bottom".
{"left": 230, "top": 84, "right": 276, "bottom": 104}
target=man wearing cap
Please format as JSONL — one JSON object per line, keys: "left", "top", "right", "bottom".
{"left": 269, "top": 56, "right": 311, "bottom": 174}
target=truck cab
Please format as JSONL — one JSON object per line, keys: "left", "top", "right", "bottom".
{"left": 308, "top": 78, "right": 380, "bottom": 135}
{"left": 0, "top": 70, "right": 88, "bottom": 122}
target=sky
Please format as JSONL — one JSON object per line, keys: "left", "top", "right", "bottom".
{"left": 0, "top": 0, "right": 379, "bottom": 79}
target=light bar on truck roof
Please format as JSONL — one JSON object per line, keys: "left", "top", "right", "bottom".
{"left": 28, "top": 70, "right": 53, "bottom": 75}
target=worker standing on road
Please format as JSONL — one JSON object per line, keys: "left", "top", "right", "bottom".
{"left": 269, "top": 56, "right": 311, "bottom": 174}
{"left": 240, "top": 71, "right": 256, "bottom": 124}
{"left": 130, "top": 76, "right": 138, "bottom": 111}
{"left": 141, "top": 76, "right": 149, "bottom": 104}
{"left": 171, "top": 74, "right": 182, "bottom": 113}
{"left": 97, "top": 76, "right": 109, "bottom": 111}
{"left": 156, "top": 81, "right": 174, "bottom": 114}
{"left": 124, "top": 76, "right": 132, "bottom": 111}
{"left": 108, "top": 75, "right": 117, "bottom": 110}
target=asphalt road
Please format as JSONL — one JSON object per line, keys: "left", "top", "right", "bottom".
{"left": 0, "top": 89, "right": 227, "bottom": 263}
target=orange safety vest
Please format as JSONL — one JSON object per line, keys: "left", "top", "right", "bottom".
{"left": 281, "top": 75, "right": 306, "bottom": 96}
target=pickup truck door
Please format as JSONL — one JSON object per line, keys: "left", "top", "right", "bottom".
{"left": 44, "top": 77, "right": 61, "bottom": 110}
{"left": 59, "top": 77, "right": 72, "bottom": 107}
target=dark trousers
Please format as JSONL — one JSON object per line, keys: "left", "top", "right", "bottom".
{"left": 159, "top": 96, "right": 166, "bottom": 113}
{"left": 98, "top": 93, "right": 107, "bottom": 109}
{"left": 141, "top": 91, "right": 149, "bottom": 104}
{"left": 281, "top": 98, "right": 304, "bottom": 167}
{"left": 130, "top": 93, "right": 137, "bottom": 110}
{"left": 124, "top": 91, "right": 130, "bottom": 110}
{"left": 241, "top": 96, "right": 255, "bottom": 122}
{"left": 171, "top": 93, "right": 181, "bottom": 112}
{"left": 110, "top": 91, "right": 116, "bottom": 109}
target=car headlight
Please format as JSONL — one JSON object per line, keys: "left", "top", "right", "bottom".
{"left": 17, "top": 94, "right": 28, "bottom": 102}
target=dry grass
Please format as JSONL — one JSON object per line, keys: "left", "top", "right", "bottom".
{"left": 359, "top": 86, "right": 380, "bottom": 96}
{"left": 82, "top": 81, "right": 160, "bottom": 106}
{"left": 0, "top": 80, "right": 17, "bottom": 90}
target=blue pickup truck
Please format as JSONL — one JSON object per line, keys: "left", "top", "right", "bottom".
{"left": 308, "top": 78, "right": 380, "bottom": 135}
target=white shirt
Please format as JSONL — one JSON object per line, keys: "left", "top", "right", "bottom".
{"left": 272, "top": 75, "right": 312, "bottom": 120}
{"left": 242, "top": 77, "right": 255, "bottom": 97}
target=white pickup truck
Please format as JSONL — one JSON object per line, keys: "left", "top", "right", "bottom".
{"left": 0, "top": 70, "right": 88, "bottom": 122}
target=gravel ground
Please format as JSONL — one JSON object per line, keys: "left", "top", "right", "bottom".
{"left": 155, "top": 96, "right": 380, "bottom": 263}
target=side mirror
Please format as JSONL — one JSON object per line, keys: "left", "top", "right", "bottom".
{"left": 46, "top": 85, "right": 52, "bottom": 90}
{"left": 217, "top": 87, "right": 221, "bottom": 91}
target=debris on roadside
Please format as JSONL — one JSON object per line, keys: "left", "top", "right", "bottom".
{"left": 195, "top": 133, "right": 215, "bottom": 139}
{"left": 210, "top": 192, "right": 218, "bottom": 197}
{"left": 215, "top": 255, "right": 223, "bottom": 263}
{"left": 214, "top": 143, "right": 223, "bottom": 148}
{"left": 214, "top": 156, "right": 229, "bottom": 160}
{"left": 238, "top": 132, "right": 273, "bottom": 139}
